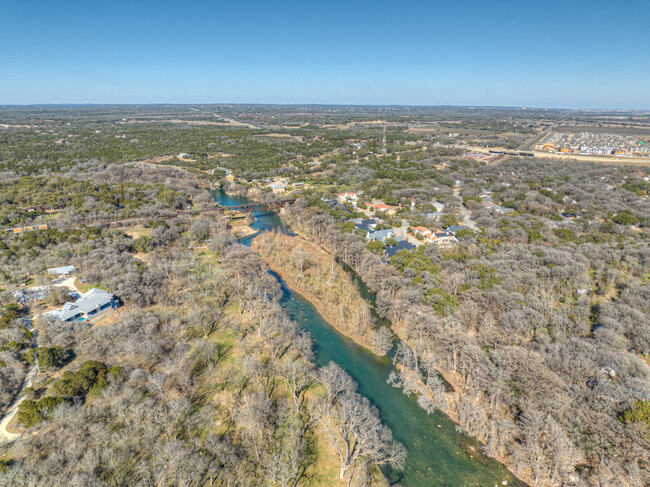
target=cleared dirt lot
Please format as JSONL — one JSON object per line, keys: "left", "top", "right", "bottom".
{"left": 554, "top": 125, "right": 650, "bottom": 138}
{"left": 532, "top": 151, "right": 650, "bottom": 166}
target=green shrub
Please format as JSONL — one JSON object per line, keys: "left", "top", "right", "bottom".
{"left": 613, "top": 210, "right": 640, "bottom": 226}
{"left": 622, "top": 400, "right": 650, "bottom": 427}
{"left": 471, "top": 264, "right": 501, "bottom": 290}
{"left": 132, "top": 235, "right": 153, "bottom": 253}
{"left": 50, "top": 361, "right": 108, "bottom": 398}
{"left": 23, "top": 347, "right": 69, "bottom": 370}
{"left": 366, "top": 240, "right": 386, "bottom": 255}
{"left": 17, "top": 396, "right": 69, "bottom": 427}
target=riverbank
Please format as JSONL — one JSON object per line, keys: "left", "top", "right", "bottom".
{"left": 215, "top": 189, "right": 528, "bottom": 486}
{"left": 229, "top": 218, "right": 257, "bottom": 238}
{"left": 282, "top": 221, "right": 533, "bottom": 487}
{"left": 252, "top": 233, "right": 377, "bottom": 352}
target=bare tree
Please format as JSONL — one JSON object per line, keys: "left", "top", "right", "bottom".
{"left": 371, "top": 326, "right": 395, "bottom": 356}
{"left": 324, "top": 391, "right": 406, "bottom": 483}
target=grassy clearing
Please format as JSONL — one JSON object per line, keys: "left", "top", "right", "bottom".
{"left": 118, "top": 226, "right": 152, "bottom": 239}
{"left": 73, "top": 278, "right": 106, "bottom": 293}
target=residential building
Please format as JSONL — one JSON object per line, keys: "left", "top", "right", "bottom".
{"left": 446, "top": 225, "right": 471, "bottom": 233}
{"left": 491, "top": 206, "right": 515, "bottom": 214}
{"left": 338, "top": 192, "right": 360, "bottom": 203}
{"left": 51, "top": 288, "right": 119, "bottom": 323}
{"left": 480, "top": 194, "right": 494, "bottom": 204}
{"left": 269, "top": 183, "right": 287, "bottom": 192}
{"left": 14, "top": 287, "right": 49, "bottom": 304}
{"left": 431, "top": 229, "right": 457, "bottom": 244}
{"left": 384, "top": 240, "right": 416, "bottom": 259}
{"left": 354, "top": 219, "right": 380, "bottom": 233}
{"left": 47, "top": 265, "right": 75, "bottom": 276}
{"left": 366, "top": 229, "right": 396, "bottom": 243}
{"left": 412, "top": 226, "right": 433, "bottom": 239}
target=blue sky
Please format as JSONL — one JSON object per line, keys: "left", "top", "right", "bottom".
{"left": 1, "top": 0, "right": 649, "bottom": 108}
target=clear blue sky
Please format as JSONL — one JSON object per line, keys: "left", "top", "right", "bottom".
{"left": 1, "top": 0, "right": 649, "bottom": 108}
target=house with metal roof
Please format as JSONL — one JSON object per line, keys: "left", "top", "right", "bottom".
{"left": 384, "top": 240, "right": 416, "bottom": 259}
{"left": 366, "top": 229, "right": 396, "bottom": 243}
{"left": 432, "top": 201, "right": 445, "bottom": 213}
{"left": 47, "top": 265, "right": 75, "bottom": 276}
{"left": 51, "top": 288, "right": 118, "bottom": 322}
{"left": 354, "top": 218, "right": 380, "bottom": 233}
{"left": 446, "top": 225, "right": 472, "bottom": 233}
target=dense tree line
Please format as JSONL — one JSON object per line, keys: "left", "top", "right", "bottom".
{"left": 0, "top": 191, "right": 404, "bottom": 486}
{"left": 284, "top": 174, "right": 650, "bottom": 486}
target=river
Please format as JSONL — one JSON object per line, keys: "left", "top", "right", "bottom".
{"left": 212, "top": 189, "right": 524, "bottom": 487}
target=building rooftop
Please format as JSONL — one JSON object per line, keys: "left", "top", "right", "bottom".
{"left": 366, "top": 229, "right": 395, "bottom": 242}
{"left": 52, "top": 288, "right": 116, "bottom": 322}
{"left": 47, "top": 265, "right": 75, "bottom": 275}
{"left": 446, "top": 225, "right": 471, "bottom": 233}
{"left": 384, "top": 240, "right": 416, "bottom": 258}
{"left": 354, "top": 218, "right": 380, "bottom": 233}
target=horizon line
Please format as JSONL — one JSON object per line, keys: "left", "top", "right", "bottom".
{"left": 1, "top": 102, "right": 649, "bottom": 112}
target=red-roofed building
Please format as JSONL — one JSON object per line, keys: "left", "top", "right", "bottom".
{"left": 338, "top": 192, "right": 360, "bottom": 203}
{"left": 413, "top": 226, "right": 432, "bottom": 239}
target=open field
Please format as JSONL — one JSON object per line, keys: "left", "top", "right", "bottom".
{"left": 531, "top": 151, "right": 650, "bottom": 166}
{"left": 322, "top": 120, "right": 388, "bottom": 129}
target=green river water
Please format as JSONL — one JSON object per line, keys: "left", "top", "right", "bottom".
{"left": 213, "top": 190, "right": 525, "bottom": 487}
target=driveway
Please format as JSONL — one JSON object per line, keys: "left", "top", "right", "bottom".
{"left": 394, "top": 219, "right": 423, "bottom": 247}
{"left": 458, "top": 203, "right": 479, "bottom": 230}
{"left": 0, "top": 316, "right": 37, "bottom": 445}
{"left": 0, "top": 365, "right": 37, "bottom": 444}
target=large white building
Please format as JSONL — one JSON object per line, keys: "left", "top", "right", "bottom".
{"left": 337, "top": 192, "right": 360, "bottom": 203}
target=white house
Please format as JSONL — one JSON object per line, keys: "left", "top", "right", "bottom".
{"left": 337, "top": 192, "right": 360, "bottom": 203}
{"left": 431, "top": 230, "right": 457, "bottom": 245}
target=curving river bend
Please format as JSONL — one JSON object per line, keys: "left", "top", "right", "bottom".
{"left": 213, "top": 189, "right": 524, "bottom": 487}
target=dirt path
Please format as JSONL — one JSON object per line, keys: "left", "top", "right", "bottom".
{"left": 0, "top": 365, "right": 36, "bottom": 444}
{"left": 0, "top": 316, "right": 38, "bottom": 445}
{"left": 0, "top": 278, "right": 80, "bottom": 444}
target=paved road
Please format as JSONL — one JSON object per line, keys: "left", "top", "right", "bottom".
{"left": 451, "top": 189, "right": 479, "bottom": 231}
{"left": 394, "top": 219, "right": 423, "bottom": 247}
{"left": 458, "top": 203, "right": 479, "bottom": 230}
